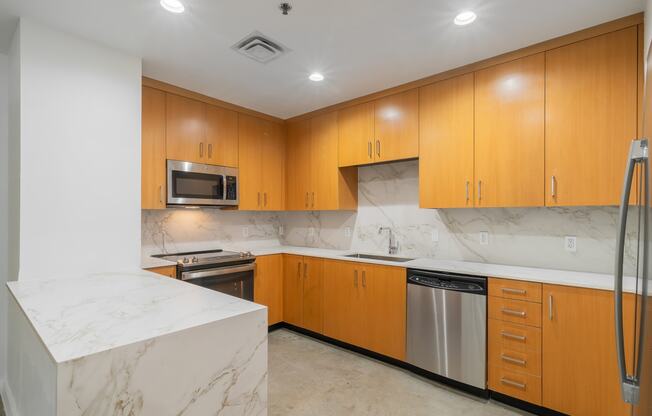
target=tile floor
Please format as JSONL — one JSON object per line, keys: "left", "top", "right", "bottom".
{"left": 269, "top": 329, "right": 532, "bottom": 416}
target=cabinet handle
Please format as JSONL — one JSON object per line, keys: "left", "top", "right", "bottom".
{"left": 465, "top": 181, "right": 470, "bottom": 202}
{"left": 362, "top": 270, "right": 366, "bottom": 288}
{"left": 159, "top": 185, "right": 164, "bottom": 205}
{"left": 264, "top": 192, "right": 268, "bottom": 207}
{"left": 305, "top": 192, "right": 309, "bottom": 208}
{"left": 368, "top": 141, "right": 372, "bottom": 158}
{"left": 208, "top": 143, "right": 213, "bottom": 159}
{"left": 501, "top": 331, "right": 526, "bottom": 341}
{"left": 502, "top": 287, "right": 526, "bottom": 295}
{"left": 501, "top": 308, "right": 526, "bottom": 317}
{"left": 478, "top": 180, "right": 482, "bottom": 202}
{"left": 501, "top": 354, "right": 527, "bottom": 366}
{"left": 376, "top": 140, "right": 381, "bottom": 157}
{"left": 500, "top": 378, "right": 526, "bottom": 390}
{"left": 297, "top": 262, "right": 301, "bottom": 276}
{"left": 311, "top": 192, "right": 315, "bottom": 208}
{"left": 549, "top": 294, "right": 554, "bottom": 320}
{"left": 551, "top": 175, "right": 556, "bottom": 199}
{"left": 354, "top": 270, "right": 358, "bottom": 287}
{"left": 257, "top": 192, "right": 261, "bottom": 208}
{"left": 304, "top": 262, "right": 308, "bottom": 278}
{"left": 199, "top": 142, "right": 204, "bottom": 157}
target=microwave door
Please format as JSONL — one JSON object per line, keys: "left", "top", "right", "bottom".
{"left": 166, "top": 160, "right": 236, "bottom": 206}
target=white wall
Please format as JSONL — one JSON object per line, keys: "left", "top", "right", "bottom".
{"left": 16, "top": 19, "right": 142, "bottom": 280}
{"left": 0, "top": 50, "right": 8, "bottom": 395}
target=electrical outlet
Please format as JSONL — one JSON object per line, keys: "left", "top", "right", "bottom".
{"left": 308, "top": 227, "right": 315, "bottom": 237}
{"left": 278, "top": 225, "right": 284, "bottom": 236}
{"left": 344, "top": 226, "right": 352, "bottom": 238}
{"left": 431, "top": 229, "right": 439, "bottom": 242}
{"left": 565, "top": 236, "right": 577, "bottom": 252}
{"left": 242, "top": 227, "right": 249, "bottom": 238}
{"left": 479, "top": 231, "right": 489, "bottom": 245}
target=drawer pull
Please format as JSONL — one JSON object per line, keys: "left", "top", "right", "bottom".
{"left": 501, "top": 331, "right": 526, "bottom": 341}
{"left": 501, "top": 378, "right": 526, "bottom": 390}
{"left": 501, "top": 354, "right": 527, "bottom": 366}
{"left": 502, "top": 308, "right": 526, "bottom": 317}
{"left": 502, "top": 287, "right": 527, "bottom": 295}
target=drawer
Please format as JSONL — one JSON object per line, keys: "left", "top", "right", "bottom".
{"left": 488, "top": 319, "right": 541, "bottom": 352}
{"left": 489, "top": 278, "right": 542, "bottom": 303}
{"left": 489, "top": 365, "right": 542, "bottom": 405}
{"left": 489, "top": 344, "right": 541, "bottom": 377}
{"left": 489, "top": 297, "right": 542, "bottom": 327}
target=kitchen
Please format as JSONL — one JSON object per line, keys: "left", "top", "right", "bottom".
{"left": 0, "top": 1, "right": 652, "bottom": 416}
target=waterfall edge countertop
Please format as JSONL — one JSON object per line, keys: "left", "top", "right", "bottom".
{"left": 143, "top": 245, "right": 639, "bottom": 294}
{"left": 6, "top": 271, "right": 266, "bottom": 363}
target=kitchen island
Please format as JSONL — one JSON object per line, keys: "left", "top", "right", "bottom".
{"left": 5, "top": 271, "right": 267, "bottom": 416}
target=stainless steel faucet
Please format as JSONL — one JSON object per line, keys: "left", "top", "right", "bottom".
{"left": 379, "top": 227, "right": 399, "bottom": 255}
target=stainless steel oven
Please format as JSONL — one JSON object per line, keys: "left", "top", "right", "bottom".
{"left": 167, "top": 160, "right": 238, "bottom": 207}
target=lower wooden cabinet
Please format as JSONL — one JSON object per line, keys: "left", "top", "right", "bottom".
{"left": 254, "top": 255, "right": 284, "bottom": 326}
{"left": 323, "top": 259, "right": 406, "bottom": 360}
{"left": 282, "top": 255, "right": 324, "bottom": 333}
{"left": 145, "top": 265, "right": 177, "bottom": 278}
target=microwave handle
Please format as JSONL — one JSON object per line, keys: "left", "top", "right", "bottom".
{"left": 222, "top": 175, "right": 227, "bottom": 200}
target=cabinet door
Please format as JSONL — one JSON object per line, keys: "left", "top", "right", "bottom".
{"left": 474, "top": 54, "right": 545, "bottom": 207}
{"left": 338, "top": 102, "right": 375, "bottom": 167}
{"left": 261, "top": 121, "right": 285, "bottom": 210}
{"left": 237, "top": 114, "right": 263, "bottom": 210}
{"left": 374, "top": 89, "right": 419, "bottom": 163}
{"left": 362, "top": 265, "right": 406, "bottom": 360}
{"left": 282, "top": 255, "right": 303, "bottom": 326}
{"left": 286, "top": 119, "right": 312, "bottom": 210}
{"left": 302, "top": 257, "right": 324, "bottom": 333}
{"left": 142, "top": 86, "right": 167, "bottom": 210}
{"left": 310, "top": 112, "right": 339, "bottom": 210}
{"left": 254, "top": 255, "right": 284, "bottom": 326}
{"left": 545, "top": 27, "right": 637, "bottom": 206}
{"left": 542, "top": 285, "right": 635, "bottom": 416}
{"left": 166, "top": 94, "right": 205, "bottom": 163}
{"left": 419, "top": 74, "right": 474, "bottom": 208}
{"left": 323, "top": 260, "right": 364, "bottom": 346}
{"left": 205, "top": 104, "right": 239, "bottom": 167}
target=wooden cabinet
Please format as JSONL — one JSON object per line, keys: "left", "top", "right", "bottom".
{"left": 545, "top": 27, "right": 638, "bottom": 206}
{"left": 254, "top": 254, "right": 284, "bottom": 326}
{"left": 238, "top": 114, "right": 285, "bottom": 210}
{"left": 474, "top": 54, "right": 545, "bottom": 207}
{"left": 323, "top": 260, "right": 406, "bottom": 360}
{"left": 419, "top": 74, "right": 474, "bottom": 208}
{"left": 338, "top": 102, "right": 375, "bottom": 166}
{"left": 282, "top": 255, "right": 323, "bottom": 333}
{"left": 542, "top": 285, "right": 636, "bottom": 416}
{"left": 145, "top": 265, "right": 177, "bottom": 278}
{"left": 286, "top": 112, "right": 357, "bottom": 211}
{"left": 165, "top": 93, "right": 239, "bottom": 166}
{"left": 338, "top": 89, "right": 418, "bottom": 167}
{"left": 142, "top": 86, "right": 167, "bottom": 210}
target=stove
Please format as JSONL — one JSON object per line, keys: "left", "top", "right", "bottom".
{"left": 153, "top": 249, "right": 256, "bottom": 301}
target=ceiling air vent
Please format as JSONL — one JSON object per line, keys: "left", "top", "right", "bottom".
{"left": 231, "top": 31, "right": 290, "bottom": 64}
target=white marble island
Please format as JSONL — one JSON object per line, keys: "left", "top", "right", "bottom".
{"left": 5, "top": 271, "right": 267, "bottom": 416}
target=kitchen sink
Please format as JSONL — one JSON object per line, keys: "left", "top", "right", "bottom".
{"left": 344, "top": 253, "right": 415, "bottom": 262}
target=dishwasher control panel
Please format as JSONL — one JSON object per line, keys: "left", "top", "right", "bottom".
{"left": 407, "top": 269, "right": 487, "bottom": 295}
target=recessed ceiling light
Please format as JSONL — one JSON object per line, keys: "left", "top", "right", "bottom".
{"left": 309, "top": 73, "right": 325, "bottom": 82}
{"left": 160, "top": 0, "right": 185, "bottom": 13}
{"left": 454, "top": 11, "right": 476, "bottom": 26}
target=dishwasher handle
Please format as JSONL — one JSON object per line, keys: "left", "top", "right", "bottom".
{"left": 407, "top": 271, "right": 486, "bottom": 294}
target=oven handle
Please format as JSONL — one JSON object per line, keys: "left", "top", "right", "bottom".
{"left": 181, "top": 263, "right": 256, "bottom": 281}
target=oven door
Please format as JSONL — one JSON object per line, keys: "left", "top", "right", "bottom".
{"left": 180, "top": 263, "right": 255, "bottom": 301}
{"left": 167, "top": 160, "right": 238, "bottom": 206}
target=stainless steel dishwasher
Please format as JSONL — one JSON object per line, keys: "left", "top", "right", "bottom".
{"left": 406, "top": 268, "right": 487, "bottom": 390}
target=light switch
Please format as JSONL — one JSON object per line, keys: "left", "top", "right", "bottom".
{"left": 479, "top": 231, "right": 489, "bottom": 245}
{"left": 565, "top": 236, "right": 577, "bottom": 252}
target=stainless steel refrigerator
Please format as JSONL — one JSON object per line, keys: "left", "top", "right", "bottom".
{"left": 615, "top": 16, "right": 652, "bottom": 416}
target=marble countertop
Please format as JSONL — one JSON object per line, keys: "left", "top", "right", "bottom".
{"left": 6, "top": 271, "right": 265, "bottom": 363}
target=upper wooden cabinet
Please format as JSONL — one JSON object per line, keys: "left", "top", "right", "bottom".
{"left": 142, "top": 86, "right": 167, "bottom": 210}
{"left": 286, "top": 112, "right": 357, "bottom": 211}
{"left": 338, "top": 102, "right": 375, "bottom": 166}
{"left": 238, "top": 114, "right": 285, "bottom": 210}
{"left": 474, "top": 53, "right": 545, "bottom": 207}
{"left": 419, "top": 74, "right": 475, "bottom": 208}
{"left": 338, "top": 89, "right": 418, "bottom": 167}
{"left": 165, "top": 93, "right": 239, "bottom": 167}
{"left": 545, "top": 27, "right": 638, "bottom": 206}
{"left": 542, "top": 285, "right": 636, "bottom": 416}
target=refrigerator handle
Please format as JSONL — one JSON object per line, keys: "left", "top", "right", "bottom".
{"left": 614, "top": 139, "right": 648, "bottom": 405}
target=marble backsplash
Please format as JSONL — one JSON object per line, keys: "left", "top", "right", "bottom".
{"left": 142, "top": 160, "right": 639, "bottom": 275}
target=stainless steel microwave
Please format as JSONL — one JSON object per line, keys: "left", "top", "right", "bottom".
{"left": 167, "top": 160, "right": 238, "bottom": 207}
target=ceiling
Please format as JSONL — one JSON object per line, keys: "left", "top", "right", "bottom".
{"left": 0, "top": 0, "right": 645, "bottom": 118}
